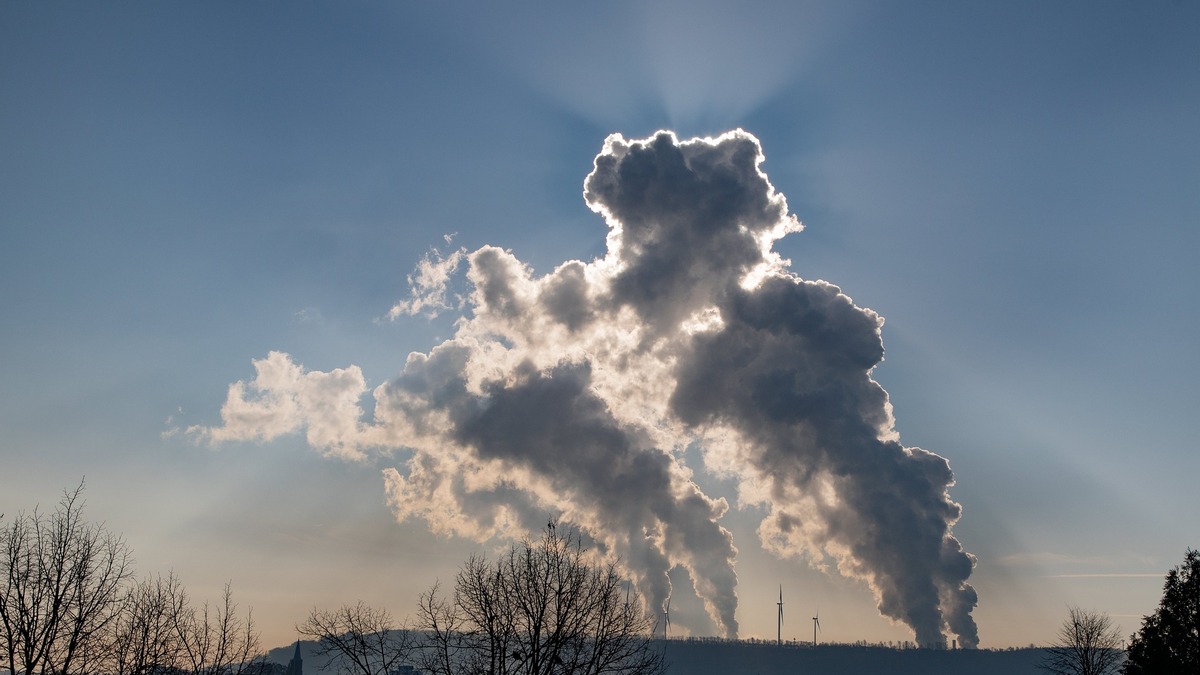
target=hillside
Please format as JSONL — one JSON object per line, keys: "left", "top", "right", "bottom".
{"left": 661, "top": 640, "right": 1045, "bottom": 675}
{"left": 267, "top": 638, "right": 1049, "bottom": 675}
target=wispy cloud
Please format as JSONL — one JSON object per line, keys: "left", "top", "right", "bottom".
{"left": 998, "top": 551, "right": 1158, "bottom": 570}
{"left": 161, "top": 407, "right": 185, "bottom": 440}
{"left": 1046, "top": 573, "right": 1163, "bottom": 579}
{"left": 293, "top": 307, "right": 324, "bottom": 325}
{"left": 387, "top": 239, "right": 466, "bottom": 319}
{"left": 997, "top": 551, "right": 1165, "bottom": 584}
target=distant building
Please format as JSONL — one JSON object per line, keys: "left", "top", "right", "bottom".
{"left": 285, "top": 641, "right": 303, "bottom": 675}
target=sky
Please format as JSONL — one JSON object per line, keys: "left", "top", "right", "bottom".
{"left": 2, "top": 0, "right": 1198, "bottom": 651}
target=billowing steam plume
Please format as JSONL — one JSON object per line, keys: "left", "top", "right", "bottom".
{"left": 193, "top": 130, "right": 978, "bottom": 647}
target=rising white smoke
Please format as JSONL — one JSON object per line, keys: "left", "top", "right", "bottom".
{"left": 193, "top": 130, "right": 978, "bottom": 647}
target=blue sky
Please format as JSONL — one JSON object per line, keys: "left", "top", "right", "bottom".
{"left": 2, "top": 1, "right": 1198, "bottom": 650}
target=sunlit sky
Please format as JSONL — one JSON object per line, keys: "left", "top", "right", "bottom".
{"left": 2, "top": 1, "right": 1198, "bottom": 651}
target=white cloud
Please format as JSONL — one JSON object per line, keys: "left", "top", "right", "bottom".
{"left": 387, "top": 242, "right": 467, "bottom": 319}
{"left": 189, "top": 351, "right": 374, "bottom": 462}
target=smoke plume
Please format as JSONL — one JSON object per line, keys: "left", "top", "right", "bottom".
{"left": 194, "top": 130, "right": 978, "bottom": 647}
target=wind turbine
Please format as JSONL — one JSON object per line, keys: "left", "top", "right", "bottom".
{"left": 776, "top": 586, "right": 784, "bottom": 645}
{"left": 812, "top": 610, "right": 821, "bottom": 646}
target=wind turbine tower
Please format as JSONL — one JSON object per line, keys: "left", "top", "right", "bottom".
{"left": 776, "top": 586, "right": 784, "bottom": 645}
{"left": 812, "top": 610, "right": 821, "bottom": 646}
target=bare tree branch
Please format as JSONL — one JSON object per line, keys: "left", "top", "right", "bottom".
{"left": 416, "top": 524, "right": 664, "bottom": 675}
{"left": 1041, "top": 606, "right": 1124, "bottom": 675}
{"left": 109, "top": 572, "right": 188, "bottom": 675}
{"left": 297, "top": 602, "right": 412, "bottom": 675}
{"left": 175, "top": 582, "right": 265, "bottom": 675}
{"left": 0, "top": 481, "right": 133, "bottom": 675}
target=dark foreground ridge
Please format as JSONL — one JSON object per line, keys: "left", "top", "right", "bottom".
{"left": 659, "top": 639, "right": 1044, "bottom": 675}
{"left": 269, "top": 637, "right": 1047, "bottom": 675}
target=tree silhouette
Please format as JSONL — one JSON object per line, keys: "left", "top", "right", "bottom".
{"left": 109, "top": 573, "right": 188, "bottom": 675}
{"left": 1122, "top": 548, "right": 1199, "bottom": 675}
{"left": 298, "top": 602, "right": 412, "bottom": 675}
{"left": 2, "top": 484, "right": 265, "bottom": 675}
{"left": 0, "top": 482, "right": 134, "bottom": 675}
{"left": 1040, "top": 607, "right": 1123, "bottom": 675}
{"left": 174, "top": 582, "right": 265, "bottom": 675}
{"left": 416, "top": 523, "right": 664, "bottom": 675}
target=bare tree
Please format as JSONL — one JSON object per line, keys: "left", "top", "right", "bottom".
{"left": 109, "top": 573, "right": 188, "bottom": 675}
{"left": 416, "top": 523, "right": 665, "bottom": 675}
{"left": 1041, "top": 606, "right": 1125, "bottom": 675}
{"left": 175, "top": 582, "right": 265, "bottom": 675}
{"left": 416, "top": 582, "right": 470, "bottom": 675}
{"left": 0, "top": 482, "right": 134, "bottom": 675}
{"left": 297, "top": 602, "right": 412, "bottom": 675}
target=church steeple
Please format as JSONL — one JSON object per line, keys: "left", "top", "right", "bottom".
{"left": 285, "top": 641, "right": 303, "bottom": 675}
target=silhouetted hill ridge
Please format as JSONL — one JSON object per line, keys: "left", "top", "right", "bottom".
{"left": 662, "top": 639, "right": 1045, "bottom": 675}
{"left": 267, "top": 636, "right": 1048, "bottom": 675}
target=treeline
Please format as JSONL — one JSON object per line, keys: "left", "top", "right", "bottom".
{"left": 298, "top": 522, "right": 664, "bottom": 675}
{"left": 3, "top": 487, "right": 664, "bottom": 675}
{"left": 6, "top": 484, "right": 1196, "bottom": 675}
{"left": 1, "top": 484, "right": 265, "bottom": 675}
